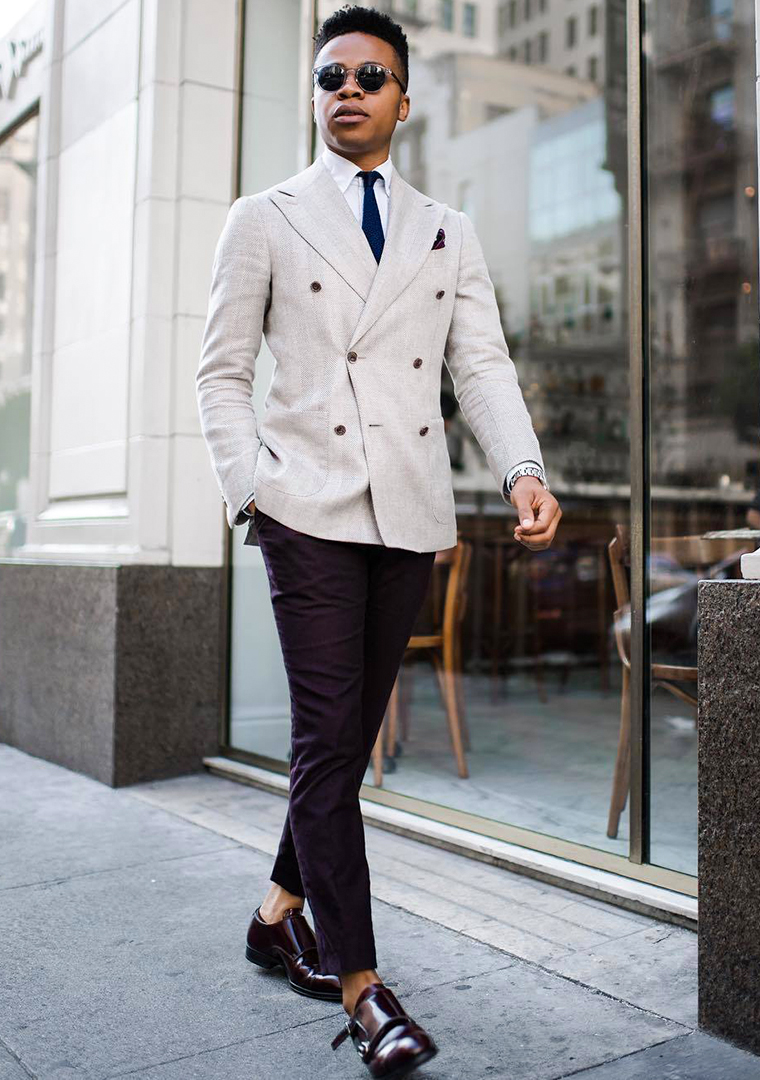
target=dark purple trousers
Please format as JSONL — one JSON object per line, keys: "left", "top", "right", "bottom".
{"left": 254, "top": 506, "right": 436, "bottom": 975}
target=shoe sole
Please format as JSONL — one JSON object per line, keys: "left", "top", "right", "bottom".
{"left": 245, "top": 944, "right": 343, "bottom": 1002}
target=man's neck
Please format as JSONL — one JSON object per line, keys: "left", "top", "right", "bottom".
{"left": 324, "top": 144, "right": 391, "bottom": 171}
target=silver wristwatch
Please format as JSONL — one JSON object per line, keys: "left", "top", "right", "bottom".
{"left": 506, "top": 463, "right": 549, "bottom": 495}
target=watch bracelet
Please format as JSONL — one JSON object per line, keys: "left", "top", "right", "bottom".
{"left": 507, "top": 465, "right": 549, "bottom": 494}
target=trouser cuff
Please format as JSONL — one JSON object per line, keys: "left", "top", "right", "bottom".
{"left": 269, "top": 867, "right": 305, "bottom": 898}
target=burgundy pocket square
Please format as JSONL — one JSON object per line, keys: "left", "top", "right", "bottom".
{"left": 431, "top": 228, "right": 445, "bottom": 250}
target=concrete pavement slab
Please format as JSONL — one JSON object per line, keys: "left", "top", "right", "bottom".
{"left": 0, "top": 1045, "right": 28, "bottom": 1080}
{"left": 0, "top": 747, "right": 238, "bottom": 890}
{"left": 115, "top": 963, "right": 682, "bottom": 1080}
{"left": 131, "top": 769, "right": 699, "bottom": 1026}
{"left": 2, "top": 746, "right": 755, "bottom": 1079}
{"left": 571, "top": 1030, "right": 760, "bottom": 1078}
{"left": 1, "top": 841, "right": 524, "bottom": 1078}
{"left": 550, "top": 923, "right": 698, "bottom": 1028}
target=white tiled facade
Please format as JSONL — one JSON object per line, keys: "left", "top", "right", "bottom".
{"left": 0, "top": 0, "right": 241, "bottom": 567}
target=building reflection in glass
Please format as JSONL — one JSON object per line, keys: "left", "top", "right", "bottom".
{"left": 644, "top": 0, "right": 759, "bottom": 873}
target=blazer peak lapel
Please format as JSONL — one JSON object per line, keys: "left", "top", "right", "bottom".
{"left": 347, "top": 172, "right": 446, "bottom": 351}
{"left": 268, "top": 159, "right": 377, "bottom": 300}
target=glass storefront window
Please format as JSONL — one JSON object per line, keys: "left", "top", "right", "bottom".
{"left": 0, "top": 112, "right": 38, "bottom": 556}
{"left": 643, "top": 0, "right": 759, "bottom": 876}
{"left": 227, "top": 0, "right": 759, "bottom": 893}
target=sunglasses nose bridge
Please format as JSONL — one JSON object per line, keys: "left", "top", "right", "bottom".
{"left": 338, "top": 67, "right": 365, "bottom": 94}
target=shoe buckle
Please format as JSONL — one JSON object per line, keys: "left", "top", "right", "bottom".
{"left": 331, "top": 1019, "right": 352, "bottom": 1051}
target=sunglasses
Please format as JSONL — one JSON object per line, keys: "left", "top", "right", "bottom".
{"left": 312, "top": 61, "right": 407, "bottom": 94}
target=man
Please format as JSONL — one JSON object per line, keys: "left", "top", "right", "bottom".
{"left": 196, "top": 6, "right": 561, "bottom": 1076}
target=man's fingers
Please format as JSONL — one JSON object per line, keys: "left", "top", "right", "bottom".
{"left": 528, "top": 497, "right": 555, "bottom": 531}
{"left": 512, "top": 495, "right": 536, "bottom": 530}
{"left": 511, "top": 483, "right": 562, "bottom": 550}
{"left": 515, "top": 497, "right": 560, "bottom": 535}
{"left": 516, "top": 520, "right": 556, "bottom": 541}
{"left": 516, "top": 525, "right": 557, "bottom": 547}
{"left": 517, "top": 530, "right": 555, "bottom": 549}
{"left": 514, "top": 502, "right": 562, "bottom": 548}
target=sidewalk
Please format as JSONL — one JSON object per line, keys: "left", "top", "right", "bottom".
{"left": 1, "top": 744, "right": 757, "bottom": 1079}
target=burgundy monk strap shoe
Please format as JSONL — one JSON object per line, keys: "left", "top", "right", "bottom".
{"left": 245, "top": 905, "right": 342, "bottom": 1002}
{"left": 331, "top": 981, "right": 438, "bottom": 1078}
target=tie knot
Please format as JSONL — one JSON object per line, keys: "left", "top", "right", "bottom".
{"left": 358, "top": 169, "right": 382, "bottom": 190}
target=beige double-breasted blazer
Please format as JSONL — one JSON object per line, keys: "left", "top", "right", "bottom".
{"left": 196, "top": 154, "right": 544, "bottom": 552}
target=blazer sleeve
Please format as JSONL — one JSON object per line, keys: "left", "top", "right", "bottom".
{"left": 443, "top": 210, "right": 545, "bottom": 504}
{"left": 196, "top": 195, "right": 271, "bottom": 528}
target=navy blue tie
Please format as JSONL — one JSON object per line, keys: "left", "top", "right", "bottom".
{"left": 358, "top": 170, "right": 385, "bottom": 263}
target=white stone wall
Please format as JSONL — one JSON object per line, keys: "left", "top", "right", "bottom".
{"left": 1, "top": 0, "right": 241, "bottom": 567}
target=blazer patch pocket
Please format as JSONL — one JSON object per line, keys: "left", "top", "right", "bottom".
{"left": 427, "top": 417, "right": 455, "bottom": 523}
{"left": 257, "top": 410, "right": 330, "bottom": 497}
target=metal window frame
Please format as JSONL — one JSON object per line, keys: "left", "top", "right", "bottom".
{"left": 627, "top": 0, "right": 651, "bottom": 867}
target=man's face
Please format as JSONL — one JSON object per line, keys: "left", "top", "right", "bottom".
{"left": 311, "top": 31, "right": 409, "bottom": 157}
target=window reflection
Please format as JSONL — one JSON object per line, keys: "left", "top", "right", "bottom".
{"left": 645, "top": 0, "right": 759, "bottom": 874}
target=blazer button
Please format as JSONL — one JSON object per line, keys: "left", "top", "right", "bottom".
{"left": 310, "top": 281, "right": 321, "bottom": 291}
{"left": 419, "top": 426, "right": 429, "bottom": 436}
{"left": 413, "top": 357, "right": 423, "bottom": 368}
{"left": 347, "top": 350, "right": 357, "bottom": 362}
{"left": 436, "top": 290, "right": 445, "bottom": 299}
{"left": 334, "top": 424, "right": 346, "bottom": 435}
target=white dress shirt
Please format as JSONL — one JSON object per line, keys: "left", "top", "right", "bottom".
{"left": 242, "top": 147, "right": 545, "bottom": 517}
{"left": 320, "top": 143, "right": 394, "bottom": 234}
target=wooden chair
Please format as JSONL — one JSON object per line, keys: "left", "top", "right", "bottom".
{"left": 488, "top": 535, "right": 526, "bottom": 701}
{"left": 490, "top": 532, "right": 611, "bottom": 704}
{"left": 525, "top": 546, "right": 579, "bottom": 701}
{"left": 371, "top": 538, "right": 473, "bottom": 785}
{"left": 606, "top": 524, "right": 751, "bottom": 839}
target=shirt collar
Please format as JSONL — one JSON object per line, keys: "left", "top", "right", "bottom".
{"left": 321, "top": 144, "right": 394, "bottom": 196}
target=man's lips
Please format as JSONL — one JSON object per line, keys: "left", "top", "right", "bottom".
{"left": 333, "top": 106, "right": 369, "bottom": 123}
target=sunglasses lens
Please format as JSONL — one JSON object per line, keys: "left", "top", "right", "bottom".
{"left": 356, "top": 63, "right": 386, "bottom": 91}
{"left": 315, "top": 62, "right": 392, "bottom": 92}
{"left": 317, "top": 64, "right": 346, "bottom": 91}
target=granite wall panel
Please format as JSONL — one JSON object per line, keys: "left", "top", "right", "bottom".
{"left": 0, "top": 562, "right": 225, "bottom": 787}
{"left": 698, "top": 579, "right": 760, "bottom": 1055}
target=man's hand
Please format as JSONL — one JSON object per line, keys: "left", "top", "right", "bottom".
{"left": 246, "top": 499, "right": 256, "bottom": 515}
{"left": 510, "top": 477, "right": 561, "bottom": 550}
